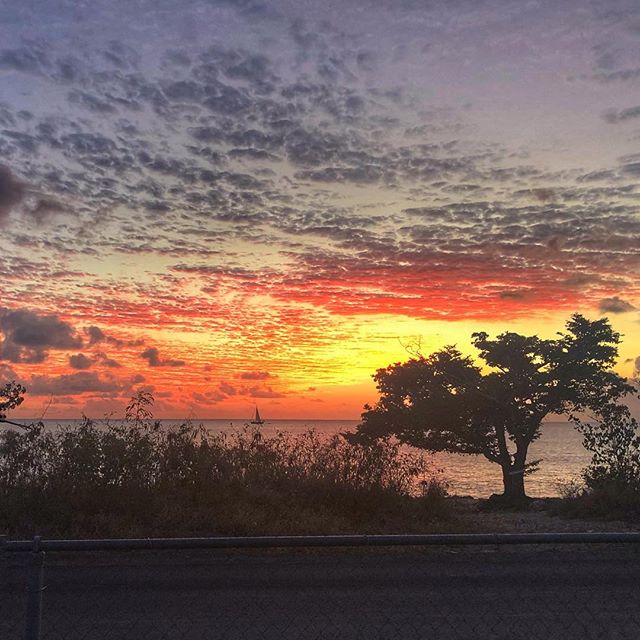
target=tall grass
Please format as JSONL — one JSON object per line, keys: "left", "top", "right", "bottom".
{"left": 0, "top": 408, "right": 447, "bottom": 537}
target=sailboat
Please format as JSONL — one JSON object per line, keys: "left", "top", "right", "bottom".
{"left": 250, "top": 406, "right": 265, "bottom": 425}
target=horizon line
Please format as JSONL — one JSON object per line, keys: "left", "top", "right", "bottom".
{"left": 8, "top": 416, "right": 364, "bottom": 423}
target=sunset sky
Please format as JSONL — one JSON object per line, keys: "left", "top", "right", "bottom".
{"left": 0, "top": 0, "right": 639, "bottom": 419}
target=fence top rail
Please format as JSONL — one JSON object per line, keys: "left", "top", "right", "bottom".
{"left": 2, "top": 531, "right": 640, "bottom": 552}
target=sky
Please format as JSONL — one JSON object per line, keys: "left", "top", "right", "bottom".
{"left": 0, "top": 0, "right": 639, "bottom": 420}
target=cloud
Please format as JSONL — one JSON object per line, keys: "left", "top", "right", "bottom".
{"left": 28, "top": 372, "right": 120, "bottom": 396}
{"left": 237, "top": 370, "right": 274, "bottom": 380}
{"left": 0, "top": 165, "right": 25, "bottom": 221}
{"left": 0, "top": 363, "right": 18, "bottom": 383}
{"left": 218, "top": 381, "right": 237, "bottom": 396}
{"left": 29, "top": 197, "right": 66, "bottom": 223}
{"left": 1, "top": 4, "right": 640, "bottom": 380}
{"left": 498, "top": 290, "right": 529, "bottom": 300}
{"left": 140, "top": 346, "right": 185, "bottom": 367}
{"left": 192, "top": 378, "right": 285, "bottom": 404}
{"left": 598, "top": 296, "right": 636, "bottom": 314}
{"left": 0, "top": 46, "right": 48, "bottom": 75}
{"left": 192, "top": 391, "right": 226, "bottom": 404}
{"left": 94, "top": 352, "right": 121, "bottom": 368}
{"left": 69, "top": 350, "right": 121, "bottom": 371}
{"left": 27, "top": 370, "right": 144, "bottom": 397}
{"left": 0, "top": 308, "right": 82, "bottom": 363}
{"left": 245, "top": 385, "right": 285, "bottom": 398}
{"left": 86, "top": 326, "right": 106, "bottom": 345}
{"left": 85, "top": 326, "right": 143, "bottom": 348}
{"left": 603, "top": 105, "right": 640, "bottom": 124}
{"left": 69, "top": 353, "right": 93, "bottom": 369}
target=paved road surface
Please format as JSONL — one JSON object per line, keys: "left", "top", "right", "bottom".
{"left": 3, "top": 545, "right": 640, "bottom": 639}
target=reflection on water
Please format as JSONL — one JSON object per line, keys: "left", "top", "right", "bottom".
{"left": 10, "top": 419, "right": 588, "bottom": 498}
{"left": 431, "top": 422, "right": 587, "bottom": 497}
{"left": 214, "top": 419, "right": 588, "bottom": 497}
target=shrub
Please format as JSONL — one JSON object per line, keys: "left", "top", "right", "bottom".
{"left": 0, "top": 393, "right": 447, "bottom": 537}
{"left": 562, "top": 403, "right": 640, "bottom": 520}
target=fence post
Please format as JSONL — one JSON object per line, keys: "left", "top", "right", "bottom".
{"left": 24, "top": 536, "right": 45, "bottom": 640}
{"left": 0, "top": 534, "right": 6, "bottom": 593}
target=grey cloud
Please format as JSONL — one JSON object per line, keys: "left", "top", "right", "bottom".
{"left": 163, "top": 50, "right": 191, "bottom": 67}
{"left": 228, "top": 148, "right": 279, "bottom": 161}
{"left": 284, "top": 128, "right": 361, "bottom": 167}
{"left": 202, "top": 83, "right": 252, "bottom": 115}
{"left": 69, "top": 350, "right": 121, "bottom": 369}
{"left": 54, "top": 56, "right": 86, "bottom": 83}
{"left": 0, "top": 363, "right": 18, "bottom": 383}
{"left": 85, "top": 325, "right": 143, "bottom": 348}
{"left": 498, "top": 290, "right": 529, "bottom": 300}
{"left": 86, "top": 326, "right": 106, "bottom": 344}
{"left": 0, "top": 308, "right": 82, "bottom": 363}
{"left": 621, "top": 162, "right": 640, "bottom": 176}
{"left": 598, "top": 296, "right": 636, "bottom": 314}
{"left": 603, "top": 105, "right": 640, "bottom": 124}
{"left": 69, "top": 353, "right": 93, "bottom": 369}
{"left": 192, "top": 390, "right": 226, "bottom": 404}
{"left": 101, "top": 40, "right": 140, "bottom": 70}
{"left": 238, "top": 370, "right": 274, "bottom": 380}
{"left": 295, "top": 165, "right": 385, "bottom": 184}
{"left": 0, "top": 165, "right": 25, "bottom": 220}
{"left": 68, "top": 90, "right": 118, "bottom": 114}
{"left": 95, "top": 352, "right": 121, "bottom": 368}
{"left": 60, "top": 133, "right": 117, "bottom": 155}
{"left": 246, "top": 385, "right": 285, "bottom": 398}
{"left": 29, "top": 197, "right": 66, "bottom": 222}
{"left": 187, "top": 126, "right": 225, "bottom": 143}
{"left": 0, "top": 46, "right": 48, "bottom": 75}
{"left": 594, "top": 68, "right": 640, "bottom": 83}
{"left": 193, "top": 377, "right": 283, "bottom": 404}
{"left": 225, "top": 53, "right": 276, "bottom": 87}
{"left": 29, "top": 371, "right": 121, "bottom": 396}
{"left": 218, "top": 381, "right": 237, "bottom": 396}
{"left": 140, "top": 347, "right": 185, "bottom": 367}
{"left": 0, "top": 104, "right": 15, "bottom": 127}
{"left": 2, "top": 130, "right": 39, "bottom": 154}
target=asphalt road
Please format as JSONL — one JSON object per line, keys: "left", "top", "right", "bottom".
{"left": 3, "top": 545, "right": 640, "bottom": 639}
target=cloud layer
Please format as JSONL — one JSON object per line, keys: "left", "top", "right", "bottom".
{"left": 0, "top": 0, "right": 638, "bottom": 416}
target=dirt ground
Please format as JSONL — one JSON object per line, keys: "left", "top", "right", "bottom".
{"left": 450, "top": 496, "right": 638, "bottom": 533}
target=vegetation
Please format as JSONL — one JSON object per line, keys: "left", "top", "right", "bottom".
{"left": 0, "top": 389, "right": 448, "bottom": 538}
{"left": 350, "top": 314, "right": 635, "bottom": 504}
{"left": 558, "top": 403, "right": 640, "bottom": 520}
{"left": 0, "top": 380, "right": 25, "bottom": 423}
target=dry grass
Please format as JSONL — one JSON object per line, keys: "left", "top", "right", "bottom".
{"left": 0, "top": 418, "right": 450, "bottom": 538}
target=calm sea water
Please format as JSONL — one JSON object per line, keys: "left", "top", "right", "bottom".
{"left": 6, "top": 419, "right": 588, "bottom": 498}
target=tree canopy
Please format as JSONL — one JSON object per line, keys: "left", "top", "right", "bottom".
{"left": 0, "top": 381, "right": 25, "bottom": 423}
{"left": 351, "top": 314, "right": 635, "bottom": 502}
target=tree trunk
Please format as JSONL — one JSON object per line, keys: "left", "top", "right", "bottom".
{"left": 501, "top": 463, "right": 526, "bottom": 501}
{"left": 498, "top": 445, "right": 529, "bottom": 505}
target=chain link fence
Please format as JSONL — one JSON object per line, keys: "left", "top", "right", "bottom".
{"left": 2, "top": 534, "right": 640, "bottom": 639}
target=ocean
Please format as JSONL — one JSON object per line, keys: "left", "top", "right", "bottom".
{"left": 5, "top": 419, "right": 588, "bottom": 498}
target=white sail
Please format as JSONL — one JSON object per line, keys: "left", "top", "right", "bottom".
{"left": 250, "top": 406, "right": 264, "bottom": 424}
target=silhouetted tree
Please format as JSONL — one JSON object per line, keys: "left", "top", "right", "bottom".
{"left": 0, "top": 381, "right": 25, "bottom": 426}
{"left": 351, "top": 314, "right": 634, "bottom": 503}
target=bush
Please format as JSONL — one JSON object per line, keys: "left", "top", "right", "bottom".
{"left": 0, "top": 393, "right": 448, "bottom": 537}
{"left": 561, "top": 404, "right": 640, "bottom": 520}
